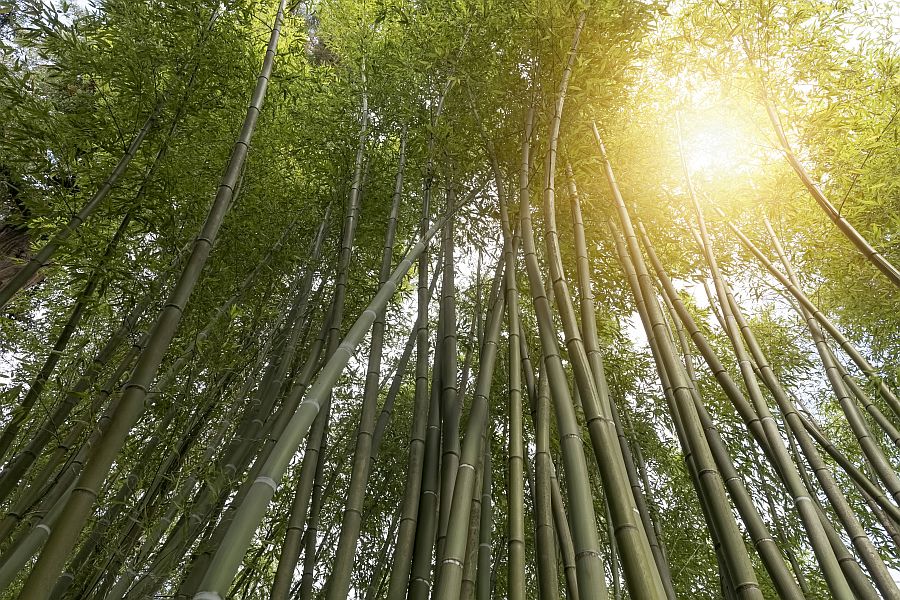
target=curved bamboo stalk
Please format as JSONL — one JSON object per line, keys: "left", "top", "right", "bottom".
{"left": 762, "top": 217, "right": 899, "bottom": 450}
{"left": 595, "top": 125, "right": 763, "bottom": 599}
{"left": 641, "top": 224, "right": 815, "bottom": 599}
{"left": 564, "top": 164, "right": 671, "bottom": 599}
{"left": 609, "top": 221, "right": 737, "bottom": 599}
{"left": 719, "top": 277, "right": 891, "bottom": 597}
{"left": 797, "top": 410, "right": 900, "bottom": 524}
{"left": 680, "top": 133, "right": 852, "bottom": 596}
{"left": 760, "top": 219, "right": 900, "bottom": 597}
{"left": 724, "top": 212, "right": 900, "bottom": 505}
{"left": 763, "top": 98, "right": 900, "bottom": 287}
{"left": 822, "top": 342, "right": 900, "bottom": 449}
{"left": 520, "top": 104, "right": 609, "bottom": 597}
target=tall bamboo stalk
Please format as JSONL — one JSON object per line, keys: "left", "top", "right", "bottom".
{"left": 266, "top": 314, "right": 333, "bottom": 599}
{"left": 520, "top": 105, "right": 609, "bottom": 598}
{"left": 798, "top": 410, "right": 900, "bottom": 524}
{"left": 533, "top": 364, "right": 560, "bottom": 600}
{"left": 610, "top": 221, "right": 739, "bottom": 600}
{"left": 120, "top": 284, "right": 318, "bottom": 599}
{"left": 175, "top": 239, "right": 327, "bottom": 598}
{"left": 407, "top": 313, "right": 444, "bottom": 600}
{"left": 325, "top": 131, "right": 407, "bottom": 600}
{"left": 371, "top": 291, "right": 438, "bottom": 464}
{"left": 476, "top": 434, "right": 492, "bottom": 600}
{"left": 491, "top": 154, "right": 526, "bottom": 600}
{"left": 0, "top": 210, "right": 129, "bottom": 463}
{"left": 435, "top": 184, "right": 460, "bottom": 579}
{"left": 533, "top": 19, "right": 665, "bottom": 596}
{"left": 560, "top": 163, "right": 667, "bottom": 598}
{"left": 282, "top": 63, "right": 371, "bottom": 600}
{"left": 723, "top": 212, "right": 900, "bottom": 504}
{"left": 460, "top": 424, "right": 487, "bottom": 600}
{"left": 383, "top": 212, "right": 435, "bottom": 600}
{"left": 594, "top": 124, "right": 763, "bottom": 599}
{"left": 431, "top": 257, "right": 505, "bottom": 600}
{"left": 709, "top": 269, "right": 884, "bottom": 598}
{"left": 761, "top": 218, "right": 900, "bottom": 598}
{"left": 190, "top": 209, "right": 452, "bottom": 599}
{"left": 15, "top": 6, "right": 289, "bottom": 596}
{"left": 679, "top": 128, "right": 852, "bottom": 597}
{"left": 640, "top": 224, "right": 807, "bottom": 599}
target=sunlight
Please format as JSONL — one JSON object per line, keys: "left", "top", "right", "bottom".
{"left": 679, "top": 112, "right": 757, "bottom": 178}
{"left": 683, "top": 116, "right": 740, "bottom": 172}
{"left": 662, "top": 71, "right": 775, "bottom": 181}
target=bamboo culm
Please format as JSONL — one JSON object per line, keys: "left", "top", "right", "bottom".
{"left": 15, "top": 5, "right": 289, "bottom": 596}
{"left": 431, "top": 258, "right": 505, "bottom": 600}
{"left": 324, "top": 131, "right": 407, "bottom": 600}
{"left": 384, "top": 188, "right": 433, "bottom": 600}
{"left": 595, "top": 125, "right": 763, "bottom": 599}
{"left": 520, "top": 106, "right": 609, "bottom": 598}
{"left": 679, "top": 138, "right": 852, "bottom": 597}
{"left": 191, "top": 209, "right": 452, "bottom": 599}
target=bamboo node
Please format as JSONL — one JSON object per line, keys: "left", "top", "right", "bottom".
{"left": 255, "top": 476, "right": 278, "bottom": 492}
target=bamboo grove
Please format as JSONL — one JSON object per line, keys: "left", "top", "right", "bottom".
{"left": 0, "top": 0, "right": 898, "bottom": 598}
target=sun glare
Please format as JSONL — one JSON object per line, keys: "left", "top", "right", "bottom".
{"left": 679, "top": 113, "right": 756, "bottom": 178}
